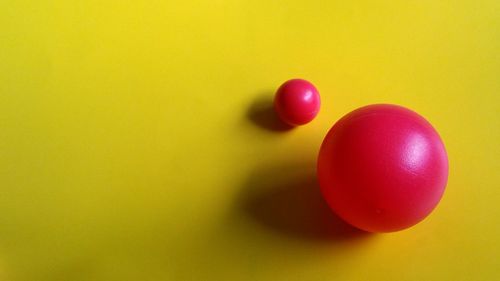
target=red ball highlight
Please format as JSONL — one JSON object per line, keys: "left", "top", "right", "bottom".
{"left": 318, "top": 104, "right": 448, "bottom": 232}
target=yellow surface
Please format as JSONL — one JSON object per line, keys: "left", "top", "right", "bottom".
{"left": 1, "top": 1, "right": 499, "bottom": 280}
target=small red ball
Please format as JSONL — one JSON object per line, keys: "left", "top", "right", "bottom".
{"left": 274, "top": 79, "right": 320, "bottom": 126}
{"left": 318, "top": 104, "right": 448, "bottom": 232}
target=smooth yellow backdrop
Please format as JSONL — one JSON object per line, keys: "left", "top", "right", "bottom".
{"left": 1, "top": 1, "right": 499, "bottom": 280}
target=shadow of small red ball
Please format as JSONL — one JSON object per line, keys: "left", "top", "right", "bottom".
{"left": 318, "top": 104, "right": 449, "bottom": 233}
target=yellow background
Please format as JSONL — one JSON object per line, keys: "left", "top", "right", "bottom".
{"left": 1, "top": 1, "right": 499, "bottom": 280}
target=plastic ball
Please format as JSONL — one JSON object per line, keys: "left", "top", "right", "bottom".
{"left": 317, "top": 104, "right": 448, "bottom": 232}
{"left": 274, "top": 79, "right": 320, "bottom": 126}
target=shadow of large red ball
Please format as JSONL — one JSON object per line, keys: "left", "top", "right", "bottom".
{"left": 317, "top": 104, "right": 448, "bottom": 232}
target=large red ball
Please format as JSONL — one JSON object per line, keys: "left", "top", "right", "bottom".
{"left": 317, "top": 104, "right": 448, "bottom": 232}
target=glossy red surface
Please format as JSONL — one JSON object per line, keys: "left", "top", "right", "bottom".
{"left": 274, "top": 79, "right": 320, "bottom": 126}
{"left": 317, "top": 104, "right": 448, "bottom": 232}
